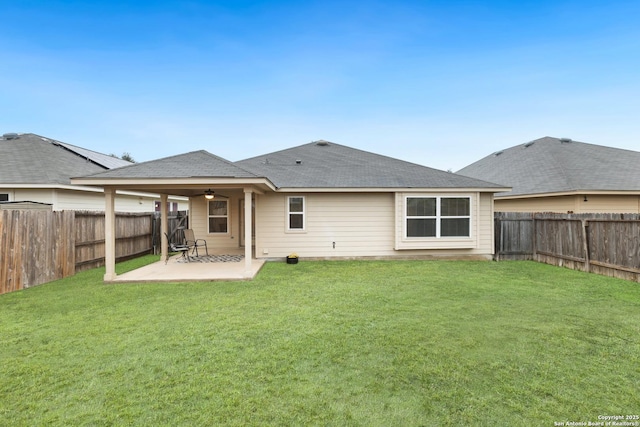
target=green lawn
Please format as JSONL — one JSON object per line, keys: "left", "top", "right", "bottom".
{"left": 1, "top": 257, "right": 639, "bottom": 426}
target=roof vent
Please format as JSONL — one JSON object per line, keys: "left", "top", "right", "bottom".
{"left": 295, "top": 159, "right": 302, "bottom": 165}
{"left": 315, "top": 140, "right": 330, "bottom": 146}
{"left": 559, "top": 137, "right": 572, "bottom": 143}
{"left": 493, "top": 150, "right": 504, "bottom": 156}
{"left": 524, "top": 141, "right": 535, "bottom": 148}
{"left": 2, "top": 133, "right": 19, "bottom": 140}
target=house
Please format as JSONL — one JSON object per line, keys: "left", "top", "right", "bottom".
{"left": 72, "top": 140, "right": 508, "bottom": 281}
{"left": 0, "top": 132, "right": 187, "bottom": 211}
{"left": 457, "top": 136, "right": 640, "bottom": 213}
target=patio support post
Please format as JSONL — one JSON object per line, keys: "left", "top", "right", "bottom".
{"left": 160, "top": 194, "right": 169, "bottom": 263}
{"left": 243, "top": 188, "right": 253, "bottom": 278}
{"left": 104, "top": 187, "right": 116, "bottom": 281}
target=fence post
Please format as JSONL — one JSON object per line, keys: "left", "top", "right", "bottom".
{"left": 494, "top": 214, "right": 501, "bottom": 261}
{"left": 532, "top": 215, "right": 537, "bottom": 260}
{"left": 581, "top": 219, "right": 590, "bottom": 273}
{"left": 160, "top": 195, "right": 169, "bottom": 263}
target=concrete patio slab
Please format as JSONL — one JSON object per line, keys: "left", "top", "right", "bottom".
{"left": 108, "top": 253, "right": 266, "bottom": 283}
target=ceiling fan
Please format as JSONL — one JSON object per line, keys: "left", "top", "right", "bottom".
{"left": 196, "top": 189, "right": 230, "bottom": 200}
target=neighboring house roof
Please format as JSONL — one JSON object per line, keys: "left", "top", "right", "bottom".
{"left": 457, "top": 136, "right": 640, "bottom": 197}
{"left": 0, "top": 133, "right": 132, "bottom": 185}
{"left": 79, "top": 150, "right": 261, "bottom": 179}
{"left": 235, "top": 140, "right": 505, "bottom": 189}
{"left": 51, "top": 139, "right": 131, "bottom": 169}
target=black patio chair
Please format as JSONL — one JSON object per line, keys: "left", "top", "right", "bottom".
{"left": 183, "top": 228, "right": 209, "bottom": 257}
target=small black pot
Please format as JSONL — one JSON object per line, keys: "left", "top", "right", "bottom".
{"left": 286, "top": 256, "right": 299, "bottom": 264}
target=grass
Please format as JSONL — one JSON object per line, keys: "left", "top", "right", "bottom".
{"left": 1, "top": 257, "right": 639, "bottom": 426}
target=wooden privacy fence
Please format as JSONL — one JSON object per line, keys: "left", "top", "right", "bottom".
{"left": 1, "top": 210, "right": 188, "bottom": 294}
{"left": 153, "top": 210, "right": 188, "bottom": 250}
{"left": 75, "top": 211, "right": 156, "bottom": 272}
{"left": 495, "top": 212, "right": 640, "bottom": 282}
{"left": 0, "top": 210, "right": 75, "bottom": 294}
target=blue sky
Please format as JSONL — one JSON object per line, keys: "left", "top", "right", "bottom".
{"left": 2, "top": 0, "right": 639, "bottom": 171}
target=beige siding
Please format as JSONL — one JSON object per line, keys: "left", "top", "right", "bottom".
{"left": 256, "top": 192, "right": 394, "bottom": 258}
{"left": 189, "top": 190, "right": 245, "bottom": 250}
{"left": 59, "top": 190, "right": 157, "bottom": 212}
{"left": 12, "top": 188, "right": 56, "bottom": 205}
{"left": 496, "top": 195, "right": 640, "bottom": 213}
{"left": 57, "top": 190, "right": 108, "bottom": 210}
{"left": 254, "top": 192, "right": 495, "bottom": 259}
{"left": 577, "top": 195, "right": 640, "bottom": 213}
{"left": 8, "top": 188, "right": 187, "bottom": 212}
{"left": 478, "top": 192, "right": 495, "bottom": 254}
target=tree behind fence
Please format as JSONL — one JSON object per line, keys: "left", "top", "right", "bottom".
{"left": 495, "top": 212, "right": 640, "bottom": 282}
{"left": 1, "top": 210, "right": 188, "bottom": 294}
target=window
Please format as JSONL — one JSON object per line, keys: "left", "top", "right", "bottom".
{"left": 208, "top": 200, "right": 228, "bottom": 233}
{"left": 440, "top": 197, "right": 470, "bottom": 237}
{"left": 0, "top": 194, "right": 8, "bottom": 202}
{"left": 406, "top": 197, "right": 470, "bottom": 238}
{"left": 287, "top": 196, "right": 305, "bottom": 230}
{"left": 406, "top": 197, "right": 437, "bottom": 237}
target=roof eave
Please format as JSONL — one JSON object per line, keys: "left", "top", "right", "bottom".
{"left": 0, "top": 183, "right": 103, "bottom": 192}
{"left": 0, "top": 183, "right": 188, "bottom": 200}
{"left": 274, "top": 186, "right": 512, "bottom": 193}
{"left": 73, "top": 176, "right": 274, "bottom": 187}
{"left": 71, "top": 176, "right": 277, "bottom": 193}
{"left": 496, "top": 189, "right": 640, "bottom": 199}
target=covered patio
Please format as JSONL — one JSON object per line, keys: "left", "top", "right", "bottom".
{"left": 71, "top": 150, "right": 276, "bottom": 283}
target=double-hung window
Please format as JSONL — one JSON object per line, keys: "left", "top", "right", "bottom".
{"left": 406, "top": 196, "right": 470, "bottom": 238}
{"left": 287, "top": 196, "right": 305, "bottom": 231}
{"left": 208, "top": 200, "right": 228, "bottom": 233}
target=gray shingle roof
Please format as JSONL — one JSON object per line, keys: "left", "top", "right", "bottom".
{"left": 235, "top": 140, "right": 505, "bottom": 189}
{"left": 457, "top": 136, "right": 640, "bottom": 197}
{"left": 0, "top": 133, "right": 129, "bottom": 185}
{"left": 80, "top": 150, "right": 261, "bottom": 179}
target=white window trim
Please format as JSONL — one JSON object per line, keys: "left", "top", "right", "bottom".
{"left": 286, "top": 196, "right": 306, "bottom": 232}
{"left": 208, "top": 199, "right": 229, "bottom": 234}
{"left": 395, "top": 192, "right": 480, "bottom": 250}
{"left": 405, "top": 195, "right": 472, "bottom": 239}
{"left": 403, "top": 195, "right": 473, "bottom": 240}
